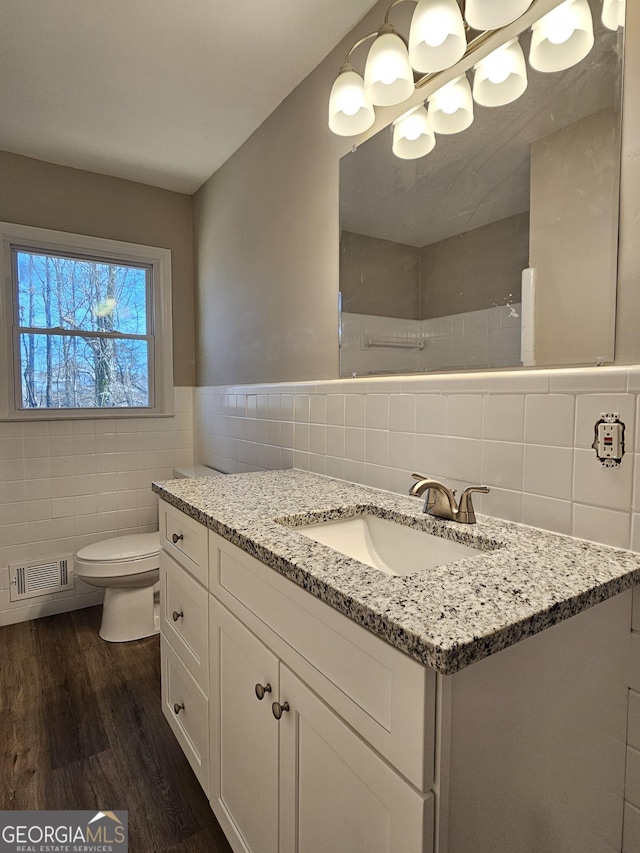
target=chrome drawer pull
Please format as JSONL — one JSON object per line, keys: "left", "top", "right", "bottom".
{"left": 172, "top": 610, "right": 184, "bottom": 622}
{"left": 255, "top": 682, "right": 272, "bottom": 701}
{"left": 272, "top": 700, "right": 290, "bottom": 720}
{"left": 172, "top": 533, "right": 184, "bottom": 544}
{"left": 173, "top": 702, "right": 185, "bottom": 715}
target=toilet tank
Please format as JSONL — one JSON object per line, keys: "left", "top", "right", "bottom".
{"left": 173, "top": 465, "right": 223, "bottom": 478}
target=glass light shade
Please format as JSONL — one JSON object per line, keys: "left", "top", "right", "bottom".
{"left": 328, "top": 68, "right": 375, "bottom": 136}
{"left": 392, "top": 106, "right": 436, "bottom": 159}
{"left": 473, "top": 38, "right": 528, "bottom": 107}
{"left": 529, "top": 0, "right": 594, "bottom": 73}
{"left": 465, "top": 0, "right": 534, "bottom": 30}
{"left": 364, "top": 31, "right": 415, "bottom": 106}
{"left": 408, "top": 0, "right": 466, "bottom": 73}
{"left": 428, "top": 74, "right": 474, "bottom": 134}
{"left": 602, "top": 0, "right": 625, "bottom": 30}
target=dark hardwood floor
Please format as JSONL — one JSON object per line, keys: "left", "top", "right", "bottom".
{"left": 0, "top": 606, "right": 232, "bottom": 853}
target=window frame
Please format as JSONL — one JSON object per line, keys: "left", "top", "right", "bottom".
{"left": 0, "top": 222, "right": 173, "bottom": 420}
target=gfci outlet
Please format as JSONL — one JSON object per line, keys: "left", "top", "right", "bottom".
{"left": 592, "top": 413, "right": 625, "bottom": 468}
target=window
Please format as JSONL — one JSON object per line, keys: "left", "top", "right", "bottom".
{"left": 0, "top": 223, "right": 173, "bottom": 418}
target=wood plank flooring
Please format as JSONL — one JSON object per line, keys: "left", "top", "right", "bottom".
{"left": 0, "top": 606, "right": 232, "bottom": 853}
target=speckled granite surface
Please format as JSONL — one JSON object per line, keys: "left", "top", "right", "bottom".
{"left": 152, "top": 469, "right": 640, "bottom": 675}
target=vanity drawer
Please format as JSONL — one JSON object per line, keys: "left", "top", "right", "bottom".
{"left": 161, "top": 636, "right": 209, "bottom": 795}
{"left": 160, "top": 550, "right": 209, "bottom": 695}
{"left": 159, "top": 499, "right": 208, "bottom": 585}
{"left": 209, "top": 530, "right": 436, "bottom": 792}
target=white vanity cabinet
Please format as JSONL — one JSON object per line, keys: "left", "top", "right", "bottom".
{"left": 208, "top": 531, "right": 435, "bottom": 853}
{"left": 158, "top": 500, "right": 210, "bottom": 793}
{"left": 158, "top": 498, "right": 634, "bottom": 853}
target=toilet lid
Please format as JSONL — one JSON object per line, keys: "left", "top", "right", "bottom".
{"left": 77, "top": 532, "right": 160, "bottom": 563}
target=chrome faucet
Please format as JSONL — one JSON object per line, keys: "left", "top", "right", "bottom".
{"left": 409, "top": 473, "right": 489, "bottom": 524}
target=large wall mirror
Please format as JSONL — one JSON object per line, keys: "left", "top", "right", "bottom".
{"left": 339, "top": 0, "right": 623, "bottom": 377}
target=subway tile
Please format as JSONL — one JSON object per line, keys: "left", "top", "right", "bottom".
{"left": 309, "top": 424, "right": 326, "bottom": 455}
{"left": 280, "top": 394, "right": 295, "bottom": 421}
{"left": 550, "top": 367, "right": 628, "bottom": 394}
{"left": 309, "top": 395, "right": 327, "bottom": 424}
{"left": 326, "top": 426, "right": 345, "bottom": 459}
{"left": 482, "top": 441, "right": 524, "bottom": 492}
{"left": 294, "top": 395, "right": 310, "bottom": 423}
{"left": 364, "top": 464, "right": 389, "bottom": 492}
{"left": 388, "top": 432, "right": 415, "bottom": 471}
{"left": 389, "top": 395, "right": 416, "bottom": 433}
{"left": 326, "top": 395, "right": 345, "bottom": 425}
{"left": 480, "top": 487, "right": 523, "bottom": 523}
{"left": 344, "top": 459, "right": 366, "bottom": 486}
{"left": 366, "top": 395, "right": 389, "bottom": 430}
{"left": 414, "top": 434, "right": 447, "bottom": 479}
{"left": 523, "top": 445, "right": 573, "bottom": 500}
{"left": 572, "top": 504, "right": 631, "bottom": 549}
{"left": 345, "top": 428, "right": 365, "bottom": 462}
{"left": 416, "top": 395, "right": 447, "bottom": 435}
{"left": 483, "top": 396, "right": 525, "bottom": 442}
{"left": 325, "top": 456, "right": 345, "bottom": 481}
{"left": 447, "top": 396, "right": 483, "bottom": 439}
{"left": 573, "top": 447, "right": 633, "bottom": 511}
{"left": 446, "top": 437, "right": 482, "bottom": 483}
{"left": 488, "top": 370, "right": 550, "bottom": 395}
{"left": 522, "top": 494, "right": 573, "bottom": 536}
{"left": 524, "top": 394, "right": 575, "bottom": 447}
{"left": 345, "top": 394, "right": 366, "bottom": 427}
{"left": 365, "top": 430, "right": 389, "bottom": 467}
{"left": 308, "top": 453, "right": 326, "bottom": 476}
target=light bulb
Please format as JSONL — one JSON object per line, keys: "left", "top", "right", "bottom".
{"left": 428, "top": 74, "right": 474, "bottom": 134}
{"left": 473, "top": 38, "right": 528, "bottom": 107}
{"left": 328, "top": 67, "right": 375, "bottom": 136}
{"left": 392, "top": 106, "right": 436, "bottom": 159}
{"left": 364, "top": 28, "right": 415, "bottom": 107}
{"left": 408, "top": 0, "right": 466, "bottom": 73}
{"left": 546, "top": 4, "right": 576, "bottom": 44}
{"left": 529, "top": 0, "right": 594, "bottom": 73}
{"left": 602, "top": 0, "right": 625, "bottom": 30}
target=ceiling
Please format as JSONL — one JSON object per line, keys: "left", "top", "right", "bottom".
{"left": 0, "top": 0, "right": 378, "bottom": 194}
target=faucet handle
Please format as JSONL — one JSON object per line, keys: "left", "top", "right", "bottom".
{"left": 458, "top": 486, "right": 490, "bottom": 523}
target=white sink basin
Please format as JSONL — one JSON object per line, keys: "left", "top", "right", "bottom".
{"left": 296, "top": 514, "right": 485, "bottom": 576}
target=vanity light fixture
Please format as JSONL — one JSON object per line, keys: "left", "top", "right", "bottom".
{"left": 392, "top": 104, "right": 436, "bottom": 158}
{"left": 408, "top": 0, "right": 467, "bottom": 73}
{"left": 428, "top": 73, "right": 474, "bottom": 133}
{"left": 473, "top": 37, "right": 528, "bottom": 107}
{"left": 529, "top": 0, "right": 594, "bottom": 72}
{"left": 601, "top": 0, "right": 625, "bottom": 30}
{"left": 329, "top": 0, "right": 608, "bottom": 158}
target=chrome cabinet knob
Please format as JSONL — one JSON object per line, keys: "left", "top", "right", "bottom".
{"left": 172, "top": 533, "right": 184, "bottom": 544}
{"left": 172, "top": 610, "right": 183, "bottom": 622}
{"left": 255, "top": 682, "right": 272, "bottom": 701}
{"left": 173, "top": 702, "right": 185, "bottom": 715}
{"left": 272, "top": 700, "right": 290, "bottom": 720}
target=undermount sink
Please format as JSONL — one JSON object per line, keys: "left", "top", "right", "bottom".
{"left": 295, "top": 514, "right": 485, "bottom": 576}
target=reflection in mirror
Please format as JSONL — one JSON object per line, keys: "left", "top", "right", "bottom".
{"left": 339, "top": 0, "right": 623, "bottom": 377}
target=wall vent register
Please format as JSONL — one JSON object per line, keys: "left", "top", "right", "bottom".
{"left": 9, "top": 556, "right": 74, "bottom": 601}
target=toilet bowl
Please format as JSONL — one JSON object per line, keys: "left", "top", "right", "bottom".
{"left": 75, "top": 464, "right": 221, "bottom": 642}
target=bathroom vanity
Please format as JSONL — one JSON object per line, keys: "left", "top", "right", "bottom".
{"left": 152, "top": 469, "right": 640, "bottom": 853}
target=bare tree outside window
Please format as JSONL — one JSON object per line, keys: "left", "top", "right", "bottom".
{"left": 15, "top": 250, "right": 151, "bottom": 409}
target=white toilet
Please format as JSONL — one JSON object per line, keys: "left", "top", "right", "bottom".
{"left": 75, "top": 464, "right": 221, "bottom": 642}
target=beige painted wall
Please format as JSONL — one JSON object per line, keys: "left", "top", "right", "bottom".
{"left": 0, "top": 150, "right": 195, "bottom": 386}
{"left": 530, "top": 109, "right": 619, "bottom": 366}
{"left": 194, "top": 1, "right": 640, "bottom": 385}
{"left": 420, "top": 213, "right": 529, "bottom": 319}
{"left": 340, "top": 231, "right": 420, "bottom": 319}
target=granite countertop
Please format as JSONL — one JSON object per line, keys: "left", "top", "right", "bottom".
{"left": 152, "top": 469, "right": 640, "bottom": 675}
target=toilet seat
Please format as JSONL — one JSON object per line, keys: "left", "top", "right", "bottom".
{"left": 75, "top": 532, "right": 160, "bottom": 578}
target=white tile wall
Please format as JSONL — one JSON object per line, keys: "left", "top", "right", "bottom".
{"left": 194, "top": 367, "right": 640, "bottom": 550}
{"left": 0, "top": 387, "right": 193, "bottom": 626}
{"left": 340, "top": 305, "right": 522, "bottom": 376}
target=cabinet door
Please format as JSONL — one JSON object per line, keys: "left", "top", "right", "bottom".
{"left": 210, "top": 599, "right": 280, "bottom": 853}
{"left": 278, "top": 665, "right": 433, "bottom": 853}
